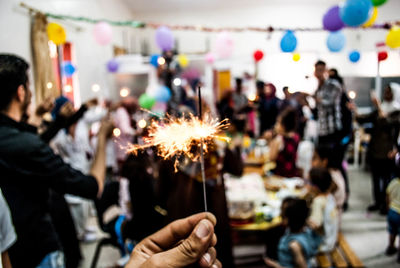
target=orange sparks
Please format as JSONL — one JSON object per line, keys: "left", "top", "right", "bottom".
{"left": 127, "top": 113, "right": 230, "bottom": 171}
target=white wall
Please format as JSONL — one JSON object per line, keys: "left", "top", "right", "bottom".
{"left": 0, "top": 0, "right": 135, "bottom": 103}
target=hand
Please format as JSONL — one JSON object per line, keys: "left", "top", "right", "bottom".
{"left": 35, "top": 97, "right": 55, "bottom": 116}
{"left": 85, "top": 98, "right": 98, "bottom": 108}
{"left": 59, "top": 102, "right": 75, "bottom": 118}
{"left": 388, "top": 149, "right": 398, "bottom": 159}
{"left": 126, "top": 212, "right": 221, "bottom": 268}
{"left": 98, "top": 118, "right": 114, "bottom": 139}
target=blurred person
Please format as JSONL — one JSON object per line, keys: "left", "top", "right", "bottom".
{"left": 355, "top": 90, "right": 400, "bottom": 214}
{"left": 264, "top": 197, "right": 321, "bottom": 268}
{"left": 217, "top": 89, "right": 234, "bottom": 122}
{"left": 381, "top": 85, "right": 400, "bottom": 115}
{"left": 0, "top": 54, "right": 113, "bottom": 267}
{"left": 258, "top": 82, "right": 281, "bottom": 136}
{"left": 266, "top": 108, "right": 300, "bottom": 178}
{"left": 0, "top": 189, "right": 16, "bottom": 268}
{"left": 386, "top": 160, "right": 400, "bottom": 262}
{"left": 232, "top": 77, "right": 249, "bottom": 132}
{"left": 308, "top": 167, "right": 339, "bottom": 253}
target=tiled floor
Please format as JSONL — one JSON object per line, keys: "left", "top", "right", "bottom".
{"left": 80, "top": 168, "right": 400, "bottom": 267}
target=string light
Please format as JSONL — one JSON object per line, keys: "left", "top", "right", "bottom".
{"left": 157, "top": 57, "right": 166, "bottom": 65}
{"left": 349, "top": 90, "right": 357, "bottom": 99}
{"left": 173, "top": 78, "right": 182, "bottom": 86}
{"left": 120, "top": 87, "right": 130, "bottom": 97}
{"left": 138, "top": 119, "right": 147, "bottom": 129}
{"left": 64, "top": 85, "right": 72, "bottom": 93}
{"left": 46, "top": 82, "right": 53, "bottom": 89}
{"left": 92, "top": 84, "right": 100, "bottom": 92}
{"left": 248, "top": 93, "right": 256, "bottom": 101}
{"left": 113, "top": 128, "right": 121, "bottom": 137}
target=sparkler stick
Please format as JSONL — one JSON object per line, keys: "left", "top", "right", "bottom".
{"left": 198, "top": 86, "right": 208, "bottom": 212}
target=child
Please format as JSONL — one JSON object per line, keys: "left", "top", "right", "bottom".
{"left": 311, "top": 145, "right": 346, "bottom": 217}
{"left": 264, "top": 197, "right": 321, "bottom": 268}
{"left": 308, "top": 167, "right": 339, "bottom": 253}
{"left": 267, "top": 108, "right": 300, "bottom": 178}
{"left": 386, "top": 176, "right": 400, "bottom": 263}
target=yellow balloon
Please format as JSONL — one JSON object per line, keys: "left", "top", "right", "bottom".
{"left": 386, "top": 27, "right": 400, "bottom": 49}
{"left": 363, "top": 7, "right": 378, "bottom": 27}
{"left": 178, "top": 54, "right": 189, "bottom": 68}
{"left": 47, "top": 23, "right": 66, "bottom": 45}
{"left": 292, "top": 53, "right": 301, "bottom": 62}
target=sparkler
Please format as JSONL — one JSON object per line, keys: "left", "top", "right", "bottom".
{"left": 127, "top": 88, "right": 229, "bottom": 212}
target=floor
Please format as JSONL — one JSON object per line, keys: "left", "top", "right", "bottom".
{"left": 80, "top": 168, "right": 399, "bottom": 267}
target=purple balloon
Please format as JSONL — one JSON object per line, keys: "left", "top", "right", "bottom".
{"left": 323, "top": 6, "right": 345, "bottom": 32}
{"left": 155, "top": 26, "right": 174, "bottom": 51}
{"left": 106, "top": 59, "right": 119, "bottom": 73}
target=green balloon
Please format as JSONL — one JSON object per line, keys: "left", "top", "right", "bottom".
{"left": 139, "top": 93, "right": 156, "bottom": 109}
{"left": 371, "top": 0, "right": 387, "bottom": 6}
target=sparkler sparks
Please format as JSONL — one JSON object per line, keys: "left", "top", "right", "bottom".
{"left": 127, "top": 113, "right": 230, "bottom": 171}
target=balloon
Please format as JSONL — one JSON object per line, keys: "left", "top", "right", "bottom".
{"left": 139, "top": 93, "right": 156, "bottom": 109}
{"left": 178, "top": 54, "right": 189, "bottom": 67}
{"left": 63, "top": 61, "right": 76, "bottom": 77}
{"left": 323, "top": 6, "right": 345, "bottom": 32}
{"left": 292, "top": 53, "right": 301, "bottom": 62}
{"left": 371, "top": 0, "right": 387, "bottom": 6}
{"left": 386, "top": 27, "right": 400, "bottom": 49}
{"left": 154, "top": 86, "right": 172, "bottom": 102}
{"left": 214, "top": 32, "right": 234, "bottom": 59}
{"left": 349, "top": 50, "right": 361, "bottom": 62}
{"left": 363, "top": 7, "right": 378, "bottom": 27}
{"left": 253, "top": 50, "right": 264, "bottom": 62}
{"left": 150, "top": 54, "right": 160, "bottom": 67}
{"left": 339, "top": 0, "right": 372, "bottom": 27}
{"left": 155, "top": 26, "right": 174, "bottom": 51}
{"left": 93, "top": 22, "right": 113, "bottom": 45}
{"left": 378, "top": 51, "right": 388, "bottom": 61}
{"left": 106, "top": 59, "right": 119, "bottom": 72}
{"left": 327, "top": 31, "right": 346, "bottom": 52}
{"left": 205, "top": 52, "right": 215, "bottom": 64}
{"left": 280, "top": 31, "right": 297, "bottom": 53}
{"left": 47, "top": 23, "right": 66, "bottom": 45}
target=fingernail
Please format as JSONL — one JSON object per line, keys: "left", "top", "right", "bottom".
{"left": 202, "top": 252, "right": 211, "bottom": 264}
{"left": 196, "top": 219, "right": 210, "bottom": 238}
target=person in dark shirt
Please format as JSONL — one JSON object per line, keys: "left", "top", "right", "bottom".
{"left": 0, "top": 54, "right": 221, "bottom": 268}
{"left": 258, "top": 82, "right": 281, "bottom": 136}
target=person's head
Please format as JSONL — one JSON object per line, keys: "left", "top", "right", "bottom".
{"left": 122, "top": 96, "right": 139, "bottom": 114}
{"left": 235, "top": 78, "right": 243, "bottom": 93}
{"left": 265, "top": 83, "right": 276, "bottom": 98}
{"left": 312, "top": 145, "right": 331, "bottom": 169}
{"left": 314, "top": 60, "right": 327, "bottom": 82}
{"left": 256, "top": 80, "right": 265, "bottom": 96}
{"left": 0, "top": 54, "right": 31, "bottom": 118}
{"left": 328, "top": 68, "right": 343, "bottom": 85}
{"left": 281, "top": 197, "right": 309, "bottom": 233}
{"left": 275, "top": 108, "right": 297, "bottom": 135}
{"left": 309, "top": 167, "right": 332, "bottom": 194}
{"left": 383, "top": 85, "right": 394, "bottom": 102}
{"left": 283, "top": 86, "right": 290, "bottom": 99}
{"left": 51, "top": 96, "right": 70, "bottom": 120}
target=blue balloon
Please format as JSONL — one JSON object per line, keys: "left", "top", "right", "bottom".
{"left": 349, "top": 50, "right": 361, "bottom": 62}
{"left": 339, "top": 0, "right": 372, "bottom": 27}
{"left": 150, "top": 54, "right": 160, "bottom": 68}
{"left": 327, "top": 31, "right": 346, "bottom": 52}
{"left": 155, "top": 86, "right": 171, "bottom": 102}
{"left": 63, "top": 61, "right": 76, "bottom": 77}
{"left": 280, "top": 31, "right": 297, "bottom": 53}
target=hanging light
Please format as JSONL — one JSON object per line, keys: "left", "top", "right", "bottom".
{"left": 138, "top": 119, "right": 147, "bottom": 129}
{"left": 348, "top": 90, "right": 356, "bottom": 99}
{"left": 113, "top": 128, "right": 121, "bottom": 137}
{"left": 46, "top": 82, "right": 53, "bottom": 89}
{"left": 157, "top": 57, "right": 166, "bottom": 65}
{"left": 92, "top": 84, "right": 100, "bottom": 92}
{"left": 64, "top": 85, "right": 72, "bottom": 93}
{"left": 173, "top": 78, "right": 182, "bottom": 86}
{"left": 120, "top": 87, "right": 130, "bottom": 97}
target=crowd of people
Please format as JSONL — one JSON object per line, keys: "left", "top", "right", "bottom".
{"left": 1, "top": 52, "right": 400, "bottom": 268}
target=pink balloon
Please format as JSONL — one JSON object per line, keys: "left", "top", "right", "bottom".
{"left": 93, "top": 22, "right": 113, "bottom": 45}
{"left": 214, "top": 32, "right": 234, "bottom": 59}
{"left": 205, "top": 52, "right": 215, "bottom": 64}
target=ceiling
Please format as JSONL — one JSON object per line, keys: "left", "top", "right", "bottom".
{"left": 122, "top": 0, "right": 340, "bottom": 14}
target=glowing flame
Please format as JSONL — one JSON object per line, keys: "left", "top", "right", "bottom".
{"left": 128, "top": 113, "right": 229, "bottom": 171}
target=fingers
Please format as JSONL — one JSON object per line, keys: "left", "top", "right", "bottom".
{"left": 199, "top": 247, "right": 216, "bottom": 267}
{"left": 145, "top": 212, "right": 216, "bottom": 250}
{"left": 149, "top": 218, "right": 215, "bottom": 267}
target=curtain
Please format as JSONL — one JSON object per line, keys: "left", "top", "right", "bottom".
{"left": 31, "top": 12, "right": 58, "bottom": 105}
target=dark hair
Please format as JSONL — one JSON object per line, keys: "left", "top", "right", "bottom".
{"left": 279, "top": 108, "right": 297, "bottom": 133}
{"left": 314, "top": 144, "right": 341, "bottom": 169}
{"left": 256, "top": 80, "right": 265, "bottom": 90}
{"left": 283, "top": 86, "right": 289, "bottom": 92}
{"left": 309, "top": 167, "right": 332, "bottom": 193}
{"left": 329, "top": 68, "right": 343, "bottom": 85}
{"left": 0, "top": 54, "right": 29, "bottom": 111}
{"left": 315, "top": 60, "right": 326, "bottom": 68}
{"left": 282, "top": 197, "right": 309, "bottom": 232}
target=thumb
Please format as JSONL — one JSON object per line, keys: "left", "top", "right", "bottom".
{"left": 150, "top": 219, "right": 214, "bottom": 268}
